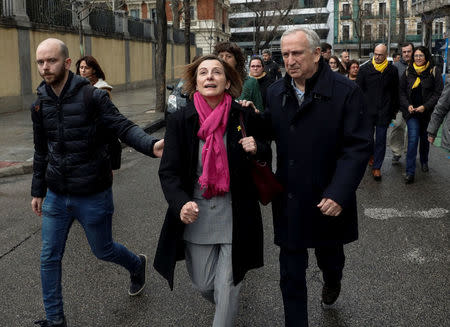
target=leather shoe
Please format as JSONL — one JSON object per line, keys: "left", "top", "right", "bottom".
{"left": 322, "top": 281, "right": 341, "bottom": 306}
{"left": 405, "top": 175, "right": 414, "bottom": 184}
{"left": 421, "top": 163, "right": 429, "bottom": 172}
{"left": 372, "top": 169, "right": 381, "bottom": 181}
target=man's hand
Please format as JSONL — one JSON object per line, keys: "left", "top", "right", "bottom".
{"left": 153, "top": 139, "right": 164, "bottom": 158}
{"left": 317, "top": 198, "right": 342, "bottom": 217}
{"left": 180, "top": 201, "right": 199, "bottom": 224}
{"left": 31, "top": 197, "right": 44, "bottom": 216}
{"left": 238, "top": 99, "right": 258, "bottom": 113}
{"left": 428, "top": 135, "right": 435, "bottom": 144}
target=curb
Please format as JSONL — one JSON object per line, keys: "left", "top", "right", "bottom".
{"left": 0, "top": 119, "right": 166, "bottom": 179}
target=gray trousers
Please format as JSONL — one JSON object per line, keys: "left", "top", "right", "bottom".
{"left": 185, "top": 242, "right": 242, "bottom": 327}
{"left": 388, "top": 111, "right": 407, "bottom": 157}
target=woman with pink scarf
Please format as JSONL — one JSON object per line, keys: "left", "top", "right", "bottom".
{"left": 154, "top": 55, "right": 271, "bottom": 326}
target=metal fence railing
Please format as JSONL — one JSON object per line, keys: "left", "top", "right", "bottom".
{"left": 26, "top": 0, "right": 73, "bottom": 28}
{"left": 128, "top": 17, "right": 144, "bottom": 39}
{"left": 1, "top": 0, "right": 12, "bottom": 17}
{"left": 89, "top": 7, "right": 115, "bottom": 35}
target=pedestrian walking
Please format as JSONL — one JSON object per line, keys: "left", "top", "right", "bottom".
{"left": 427, "top": 78, "right": 450, "bottom": 151}
{"left": 356, "top": 44, "right": 399, "bottom": 181}
{"left": 75, "top": 55, "right": 112, "bottom": 97}
{"left": 340, "top": 50, "right": 350, "bottom": 71}
{"left": 214, "top": 42, "right": 263, "bottom": 112}
{"left": 399, "top": 46, "right": 444, "bottom": 183}
{"left": 389, "top": 43, "right": 415, "bottom": 165}
{"left": 328, "top": 55, "right": 347, "bottom": 75}
{"left": 264, "top": 27, "right": 371, "bottom": 327}
{"left": 154, "top": 55, "right": 270, "bottom": 327}
{"left": 31, "top": 38, "right": 164, "bottom": 327}
{"left": 262, "top": 49, "right": 282, "bottom": 81}
{"left": 346, "top": 59, "right": 359, "bottom": 81}
{"left": 249, "top": 56, "right": 274, "bottom": 111}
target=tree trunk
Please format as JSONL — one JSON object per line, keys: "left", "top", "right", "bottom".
{"left": 172, "top": 0, "right": 180, "bottom": 30}
{"left": 398, "top": 0, "right": 406, "bottom": 45}
{"left": 183, "top": 0, "right": 191, "bottom": 64}
{"left": 156, "top": 0, "right": 167, "bottom": 113}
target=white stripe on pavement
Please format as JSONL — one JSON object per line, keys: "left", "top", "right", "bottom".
{"left": 364, "top": 208, "right": 449, "bottom": 220}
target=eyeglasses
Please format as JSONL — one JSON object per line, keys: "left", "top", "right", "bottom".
{"left": 250, "top": 65, "right": 262, "bottom": 68}
{"left": 414, "top": 54, "right": 425, "bottom": 58}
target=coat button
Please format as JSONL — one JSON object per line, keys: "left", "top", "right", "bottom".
{"left": 288, "top": 193, "right": 294, "bottom": 199}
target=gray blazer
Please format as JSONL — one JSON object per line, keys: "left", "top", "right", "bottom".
{"left": 427, "top": 78, "right": 450, "bottom": 151}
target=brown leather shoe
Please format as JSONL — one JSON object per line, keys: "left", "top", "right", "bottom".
{"left": 368, "top": 155, "right": 374, "bottom": 167}
{"left": 372, "top": 169, "right": 381, "bottom": 181}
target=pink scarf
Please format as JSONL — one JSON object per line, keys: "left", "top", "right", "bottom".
{"left": 194, "top": 91, "right": 232, "bottom": 199}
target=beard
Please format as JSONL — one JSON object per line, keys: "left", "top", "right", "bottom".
{"left": 40, "top": 64, "right": 67, "bottom": 87}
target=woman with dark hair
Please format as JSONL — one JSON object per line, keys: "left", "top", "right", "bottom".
{"left": 214, "top": 42, "right": 263, "bottom": 112}
{"left": 248, "top": 56, "right": 273, "bottom": 111}
{"left": 328, "top": 55, "right": 347, "bottom": 75}
{"left": 153, "top": 55, "right": 270, "bottom": 326}
{"left": 347, "top": 59, "right": 360, "bottom": 81}
{"left": 399, "top": 46, "right": 444, "bottom": 183}
{"left": 76, "top": 55, "right": 112, "bottom": 96}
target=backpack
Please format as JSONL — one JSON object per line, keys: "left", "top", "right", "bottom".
{"left": 83, "top": 85, "right": 122, "bottom": 170}
{"left": 34, "top": 85, "right": 122, "bottom": 170}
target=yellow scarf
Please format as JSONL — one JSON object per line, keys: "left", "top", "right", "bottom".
{"left": 250, "top": 72, "right": 267, "bottom": 79}
{"left": 412, "top": 62, "right": 430, "bottom": 89}
{"left": 372, "top": 57, "right": 388, "bottom": 73}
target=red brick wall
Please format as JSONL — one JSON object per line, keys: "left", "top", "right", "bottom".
{"left": 197, "top": 0, "right": 215, "bottom": 20}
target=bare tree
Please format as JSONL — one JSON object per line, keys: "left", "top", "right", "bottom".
{"left": 183, "top": 0, "right": 191, "bottom": 64}
{"left": 171, "top": 0, "right": 182, "bottom": 30}
{"left": 231, "top": 0, "right": 297, "bottom": 54}
{"left": 398, "top": 0, "right": 406, "bottom": 45}
{"left": 155, "top": 0, "right": 167, "bottom": 113}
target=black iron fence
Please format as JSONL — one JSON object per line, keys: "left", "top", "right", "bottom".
{"left": 128, "top": 17, "right": 144, "bottom": 39}
{"left": 26, "top": 0, "right": 73, "bottom": 28}
{"left": 89, "top": 7, "right": 115, "bottom": 35}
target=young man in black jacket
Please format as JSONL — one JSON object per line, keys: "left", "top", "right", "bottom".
{"left": 31, "top": 38, "right": 163, "bottom": 327}
{"left": 262, "top": 49, "right": 282, "bottom": 81}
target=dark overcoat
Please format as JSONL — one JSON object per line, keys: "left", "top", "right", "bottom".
{"left": 153, "top": 100, "right": 271, "bottom": 289}
{"left": 356, "top": 60, "right": 399, "bottom": 126}
{"left": 264, "top": 60, "right": 372, "bottom": 250}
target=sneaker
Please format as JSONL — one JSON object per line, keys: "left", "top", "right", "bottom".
{"left": 129, "top": 254, "right": 147, "bottom": 296}
{"left": 321, "top": 281, "right": 341, "bottom": 306}
{"left": 34, "top": 317, "right": 67, "bottom": 327}
{"left": 421, "top": 163, "right": 429, "bottom": 172}
{"left": 392, "top": 155, "right": 401, "bottom": 165}
{"left": 405, "top": 175, "right": 415, "bottom": 184}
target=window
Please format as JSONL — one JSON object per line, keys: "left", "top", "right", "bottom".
{"left": 417, "top": 22, "right": 422, "bottom": 35}
{"left": 364, "top": 3, "right": 372, "bottom": 16}
{"left": 364, "top": 24, "right": 372, "bottom": 41}
{"left": 130, "top": 9, "right": 140, "bottom": 19}
{"left": 378, "top": 24, "right": 386, "bottom": 40}
{"left": 342, "top": 3, "right": 350, "bottom": 16}
{"left": 379, "top": 3, "right": 386, "bottom": 17}
{"left": 343, "top": 25, "right": 350, "bottom": 41}
{"left": 434, "top": 22, "right": 443, "bottom": 36}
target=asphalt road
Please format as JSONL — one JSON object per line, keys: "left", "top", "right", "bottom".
{"left": 0, "top": 128, "right": 449, "bottom": 327}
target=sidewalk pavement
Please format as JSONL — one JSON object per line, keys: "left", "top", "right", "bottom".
{"left": 0, "top": 85, "right": 165, "bottom": 178}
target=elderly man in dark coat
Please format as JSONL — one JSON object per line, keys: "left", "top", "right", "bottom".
{"left": 356, "top": 44, "right": 399, "bottom": 181}
{"left": 264, "top": 28, "right": 371, "bottom": 326}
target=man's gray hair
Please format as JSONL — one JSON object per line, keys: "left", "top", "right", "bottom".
{"left": 262, "top": 49, "right": 271, "bottom": 55}
{"left": 281, "top": 27, "right": 321, "bottom": 52}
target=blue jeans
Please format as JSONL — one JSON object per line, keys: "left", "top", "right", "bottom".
{"left": 373, "top": 125, "right": 388, "bottom": 170}
{"left": 406, "top": 117, "right": 429, "bottom": 176}
{"left": 40, "top": 188, "right": 141, "bottom": 322}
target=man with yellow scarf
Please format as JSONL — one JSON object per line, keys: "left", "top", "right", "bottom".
{"left": 356, "top": 44, "right": 399, "bottom": 181}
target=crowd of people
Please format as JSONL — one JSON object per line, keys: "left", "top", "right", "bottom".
{"left": 30, "top": 28, "right": 448, "bottom": 327}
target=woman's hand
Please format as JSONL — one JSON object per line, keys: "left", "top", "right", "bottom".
{"left": 408, "top": 105, "right": 414, "bottom": 113}
{"left": 415, "top": 105, "right": 425, "bottom": 113}
{"left": 238, "top": 99, "right": 258, "bottom": 113}
{"left": 180, "top": 201, "right": 199, "bottom": 224}
{"left": 239, "top": 136, "right": 257, "bottom": 155}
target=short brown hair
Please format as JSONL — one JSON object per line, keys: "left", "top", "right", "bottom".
{"left": 213, "top": 42, "right": 247, "bottom": 81}
{"left": 182, "top": 55, "right": 242, "bottom": 100}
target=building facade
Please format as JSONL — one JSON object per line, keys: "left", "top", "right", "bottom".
{"left": 229, "top": 0, "right": 334, "bottom": 57}
{"left": 334, "top": 0, "right": 448, "bottom": 59}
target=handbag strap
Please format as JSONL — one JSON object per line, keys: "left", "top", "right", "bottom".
{"left": 239, "top": 112, "right": 247, "bottom": 138}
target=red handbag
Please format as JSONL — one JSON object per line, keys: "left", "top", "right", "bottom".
{"left": 239, "top": 113, "right": 283, "bottom": 205}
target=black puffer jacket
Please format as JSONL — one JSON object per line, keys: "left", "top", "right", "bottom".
{"left": 31, "top": 72, "right": 158, "bottom": 197}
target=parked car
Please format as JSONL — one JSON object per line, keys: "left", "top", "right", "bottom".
{"left": 165, "top": 79, "right": 188, "bottom": 118}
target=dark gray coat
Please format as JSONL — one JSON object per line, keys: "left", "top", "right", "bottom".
{"left": 427, "top": 78, "right": 450, "bottom": 151}
{"left": 153, "top": 101, "right": 271, "bottom": 289}
{"left": 264, "top": 60, "right": 372, "bottom": 249}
